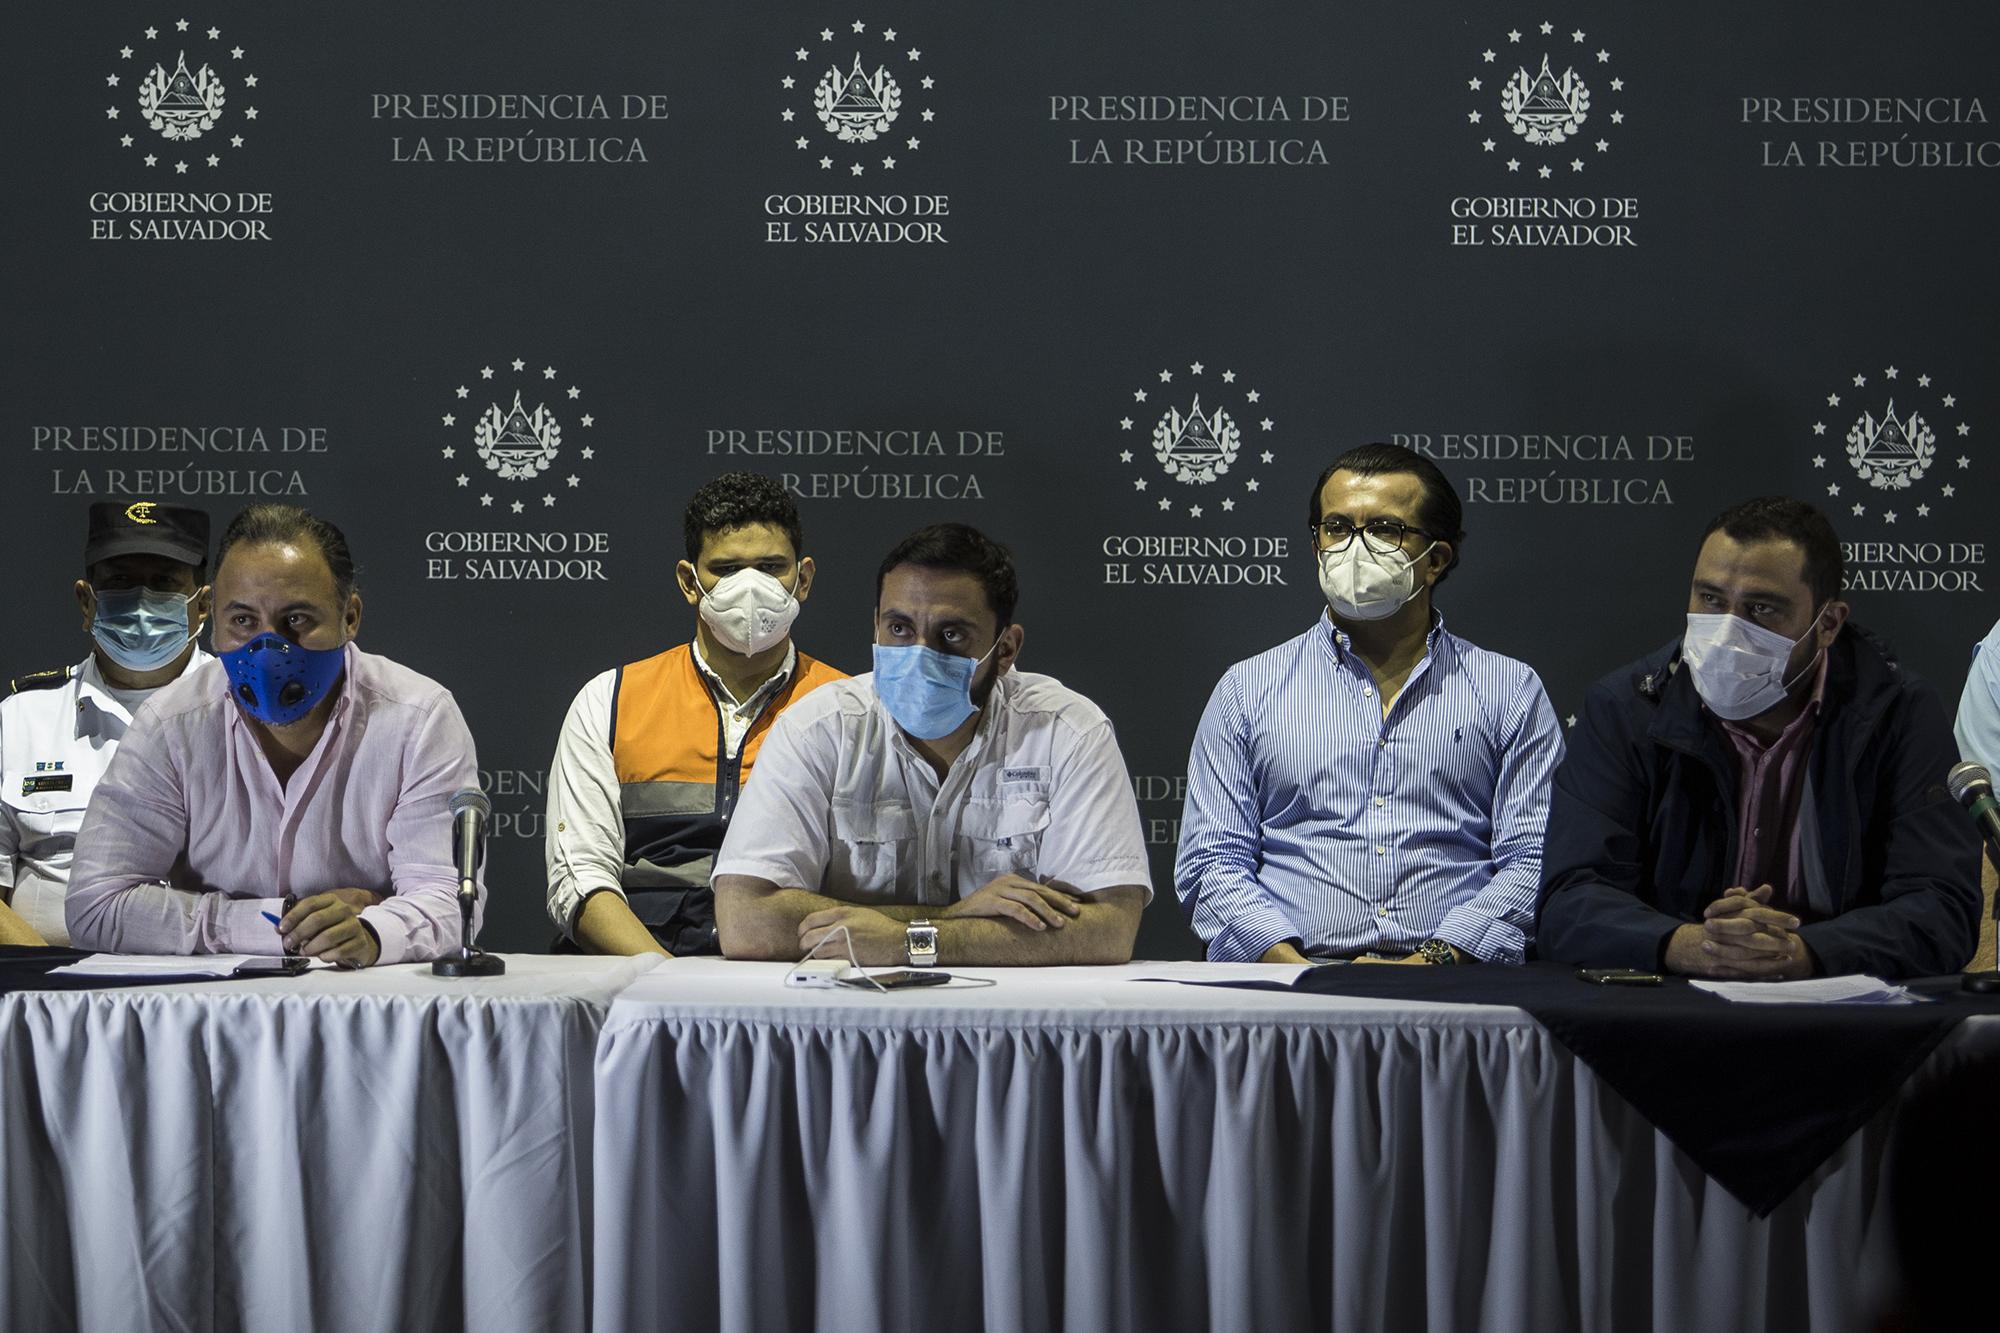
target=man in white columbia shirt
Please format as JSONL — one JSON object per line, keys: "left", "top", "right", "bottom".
{"left": 0, "top": 500, "right": 212, "bottom": 946}
{"left": 715, "top": 522, "right": 1150, "bottom": 967}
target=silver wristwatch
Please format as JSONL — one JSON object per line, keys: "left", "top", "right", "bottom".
{"left": 906, "top": 919, "right": 939, "bottom": 968}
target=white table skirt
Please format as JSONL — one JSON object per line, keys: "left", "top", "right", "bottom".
{"left": 0, "top": 953, "right": 658, "bottom": 1333}
{"left": 590, "top": 960, "right": 2000, "bottom": 1333}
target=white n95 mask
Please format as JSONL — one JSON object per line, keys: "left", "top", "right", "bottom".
{"left": 1317, "top": 541, "right": 1434, "bottom": 621}
{"left": 697, "top": 570, "right": 799, "bottom": 655}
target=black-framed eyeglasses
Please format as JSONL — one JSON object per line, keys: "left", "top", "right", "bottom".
{"left": 1310, "top": 516, "right": 1433, "bottom": 555}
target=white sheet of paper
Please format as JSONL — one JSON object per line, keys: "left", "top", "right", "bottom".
{"left": 51, "top": 954, "right": 334, "bottom": 978}
{"left": 1689, "top": 974, "right": 1923, "bottom": 1005}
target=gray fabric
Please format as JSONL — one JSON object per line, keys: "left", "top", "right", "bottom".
{"left": 591, "top": 960, "right": 2000, "bottom": 1333}
{"left": 621, "top": 853, "right": 715, "bottom": 892}
{"left": 620, "top": 780, "right": 718, "bottom": 818}
{"left": 0, "top": 954, "right": 659, "bottom": 1333}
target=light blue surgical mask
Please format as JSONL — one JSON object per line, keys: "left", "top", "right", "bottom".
{"left": 90, "top": 587, "right": 196, "bottom": 673}
{"left": 871, "top": 640, "right": 1000, "bottom": 740}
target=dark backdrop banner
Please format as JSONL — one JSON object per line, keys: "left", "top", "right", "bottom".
{"left": 7, "top": 3, "right": 1997, "bottom": 955}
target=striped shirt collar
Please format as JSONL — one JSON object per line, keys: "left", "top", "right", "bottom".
{"left": 1315, "top": 608, "right": 1452, "bottom": 665}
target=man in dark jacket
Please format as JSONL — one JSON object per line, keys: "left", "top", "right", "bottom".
{"left": 1537, "top": 497, "right": 1979, "bottom": 980}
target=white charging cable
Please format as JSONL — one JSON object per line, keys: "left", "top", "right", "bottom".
{"left": 782, "top": 924, "right": 888, "bottom": 992}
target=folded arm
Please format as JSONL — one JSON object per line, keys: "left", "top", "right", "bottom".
{"left": 716, "top": 873, "right": 1144, "bottom": 965}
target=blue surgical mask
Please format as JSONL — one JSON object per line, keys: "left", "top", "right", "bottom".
{"left": 91, "top": 587, "right": 196, "bottom": 672}
{"left": 871, "top": 641, "right": 999, "bottom": 740}
{"left": 219, "top": 633, "right": 347, "bottom": 725}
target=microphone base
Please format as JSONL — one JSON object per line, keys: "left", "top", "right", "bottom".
{"left": 1963, "top": 971, "right": 2000, "bottom": 994}
{"left": 433, "top": 950, "right": 507, "bottom": 978}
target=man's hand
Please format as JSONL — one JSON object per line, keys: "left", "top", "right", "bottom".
{"left": 280, "top": 889, "right": 384, "bottom": 967}
{"left": 797, "top": 904, "right": 906, "bottom": 966}
{"left": 1259, "top": 941, "right": 1310, "bottom": 965}
{"left": 942, "top": 875, "right": 1084, "bottom": 931}
{"left": 1663, "top": 885, "right": 1812, "bottom": 980}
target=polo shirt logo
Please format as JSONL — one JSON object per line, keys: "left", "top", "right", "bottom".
{"left": 1002, "top": 766, "right": 1046, "bottom": 785}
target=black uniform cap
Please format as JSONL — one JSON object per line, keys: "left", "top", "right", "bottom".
{"left": 84, "top": 501, "right": 210, "bottom": 569}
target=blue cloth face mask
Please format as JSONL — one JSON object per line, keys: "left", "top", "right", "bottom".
{"left": 871, "top": 640, "right": 999, "bottom": 740}
{"left": 219, "top": 633, "right": 347, "bottom": 725}
{"left": 91, "top": 587, "right": 196, "bottom": 673}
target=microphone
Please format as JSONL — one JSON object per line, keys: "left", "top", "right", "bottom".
{"left": 449, "top": 787, "right": 491, "bottom": 903}
{"left": 1947, "top": 762, "right": 2000, "bottom": 854}
{"left": 434, "top": 786, "right": 505, "bottom": 978}
{"left": 1947, "top": 762, "right": 2000, "bottom": 994}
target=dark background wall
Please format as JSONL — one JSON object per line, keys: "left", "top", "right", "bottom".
{"left": 8, "top": 3, "right": 1997, "bottom": 955}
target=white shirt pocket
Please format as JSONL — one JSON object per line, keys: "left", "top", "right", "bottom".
{"left": 959, "top": 794, "right": 1053, "bottom": 886}
{"left": 1, "top": 775, "right": 88, "bottom": 865}
{"left": 830, "top": 799, "right": 917, "bottom": 899}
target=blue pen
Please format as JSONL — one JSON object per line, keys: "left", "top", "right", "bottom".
{"left": 262, "top": 910, "right": 282, "bottom": 929}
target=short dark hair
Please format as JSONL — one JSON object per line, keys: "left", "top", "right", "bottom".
{"left": 1309, "top": 442, "right": 1466, "bottom": 584}
{"left": 683, "top": 473, "right": 804, "bottom": 564}
{"left": 1701, "top": 497, "right": 1844, "bottom": 606}
{"left": 215, "top": 504, "right": 358, "bottom": 602}
{"left": 876, "top": 523, "right": 1019, "bottom": 628}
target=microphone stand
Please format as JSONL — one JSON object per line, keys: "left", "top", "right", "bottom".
{"left": 1964, "top": 845, "right": 2000, "bottom": 994}
{"left": 434, "top": 836, "right": 505, "bottom": 978}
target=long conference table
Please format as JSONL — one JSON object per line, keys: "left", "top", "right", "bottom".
{"left": 2, "top": 955, "right": 1992, "bottom": 1333}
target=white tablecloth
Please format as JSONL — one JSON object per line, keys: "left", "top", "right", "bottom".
{"left": 590, "top": 959, "right": 2000, "bottom": 1333}
{"left": 0, "top": 953, "right": 657, "bottom": 1333}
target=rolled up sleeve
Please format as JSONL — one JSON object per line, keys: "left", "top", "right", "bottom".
{"left": 544, "top": 671, "right": 627, "bottom": 938}
{"left": 713, "top": 705, "right": 837, "bottom": 891}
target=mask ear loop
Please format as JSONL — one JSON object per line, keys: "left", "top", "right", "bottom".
{"left": 1780, "top": 602, "right": 1834, "bottom": 693}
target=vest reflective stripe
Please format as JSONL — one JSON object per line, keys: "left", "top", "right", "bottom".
{"left": 620, "top": 779, "right": 718, "bottom": 820}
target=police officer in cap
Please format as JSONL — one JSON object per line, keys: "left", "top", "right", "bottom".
{"left": 0, "top": 501, "right": 212, "bottom": 945}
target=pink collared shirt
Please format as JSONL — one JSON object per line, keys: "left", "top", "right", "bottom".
{"left": 66, "top": 644, "right": 482, "bottom": 963}
{"left": 1714, "top": 654, "right": 1830, "bottom": 912}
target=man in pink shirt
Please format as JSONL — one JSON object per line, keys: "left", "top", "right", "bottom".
{"left": 67, "top": 504, "right": 481, "bottom": 966}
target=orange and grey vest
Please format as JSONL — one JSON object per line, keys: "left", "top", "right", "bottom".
{"left": 610, "top": 643, "right": 845, "bottom": 953}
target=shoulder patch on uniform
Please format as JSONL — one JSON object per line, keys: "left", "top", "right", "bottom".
{"left": 9, "top": 667, "right": 71, "bottom": 695}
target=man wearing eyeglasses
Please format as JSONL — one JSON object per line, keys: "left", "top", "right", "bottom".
{"left": 1175, "top": 442, "right": 1562, "bottom": 965}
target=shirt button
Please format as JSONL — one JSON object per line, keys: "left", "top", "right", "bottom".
{"left": 1363, "top": 687, "right": 1373, "bottom": 697}
{"left": 1376, "top": 906, "right": 1388, "bottom": 917}
{"left": 1377, "top": 738, "right": 1387, "bottom": 749}
{"left": 1375, "top": 845, "right": 1386, "bottom": 855}
{"left": 1373, "top": 796, "right": 1384, "bottom": 807}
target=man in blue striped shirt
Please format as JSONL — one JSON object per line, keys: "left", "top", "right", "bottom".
{"left": 1175, "top": 443, "right": 1563, "bottom": 965}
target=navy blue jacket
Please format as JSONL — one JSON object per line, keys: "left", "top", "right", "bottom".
{"left": 1536, "top": 625, "right": 1980, "bottom": 979}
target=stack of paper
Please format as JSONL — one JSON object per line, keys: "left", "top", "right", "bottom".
{"left": 1690, "top": 975, "right": 1927, "bottom": 1005}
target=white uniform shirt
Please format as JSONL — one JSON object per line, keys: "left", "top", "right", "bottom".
{"left": 713, "top": 670, "right": 1152, "bottom": 906}
{"left": 544, "top": 642, "right": 796, "bottom": 933}
{"left": 0, "top": 649, "right": 212, "bottom": 944}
